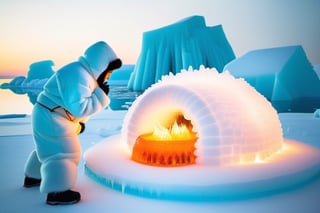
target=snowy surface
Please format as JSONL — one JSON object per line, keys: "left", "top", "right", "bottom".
{"left": 1, "top": 110, "right": 320, "bottom": 213}
{"left": 85, "top": 136, "right": 320, "bottom": 201}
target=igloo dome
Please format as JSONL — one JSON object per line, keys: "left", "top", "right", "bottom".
{"left": 122, "top": 66, "right": 283, "bottom": 165}
{"left": 85, "top": 66, "right": 320, "bottom": 200}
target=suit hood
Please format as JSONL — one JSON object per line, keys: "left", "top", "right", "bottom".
{"left": 79, "top": 41, "right": 120, "bottom": 79}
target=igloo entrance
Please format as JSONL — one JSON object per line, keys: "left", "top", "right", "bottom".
{"left": 131, "top": 111, "right": 197, "bottom": 167}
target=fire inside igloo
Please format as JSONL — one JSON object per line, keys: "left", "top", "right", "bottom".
{"left": 84, "top": 67, "right": 320, "bottom": 201}
{"left": 124, "top": 66, "right": 283, "bottom": 166}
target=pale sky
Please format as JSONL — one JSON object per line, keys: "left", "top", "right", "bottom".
{"left": 0, "top": 0, "right": 319, "bottom": 76}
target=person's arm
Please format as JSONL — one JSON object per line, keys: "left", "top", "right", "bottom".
{"left": 57, "top": 68, "right": 110, "bottom": 118}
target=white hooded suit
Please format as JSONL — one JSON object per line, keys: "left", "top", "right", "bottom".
{"left": 24, "top": 41, "right": 120, "bottom": 193}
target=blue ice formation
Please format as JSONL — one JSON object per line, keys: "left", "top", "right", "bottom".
{"left": 25, "top": 60, "right": 55, "bottom": 83}
{"left": 1, "top": 60, "right": 55, "bottom": 89}
{"left": 0, "top": 76, "right": 26, "bottom": 89}
{"left": 224, "top": 45, "right": 320, "bottom": 112}
{"left": 108, "top": 64, "right": 134, "bottom": 86}
{"left": 0, "top": 60, "right": 55, "bottom": 104}
{"left": 315, "top": 64, "right": 320, "bottom": 79}
{"left": 128, "top": 15, "right": 235, "bottom": 91}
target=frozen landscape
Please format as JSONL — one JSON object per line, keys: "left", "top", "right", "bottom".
{"left": 1, "top": 15, "right": 320, "bottom": 212}
{"left": 0, "top": 110, "right": 320, "bottom": 213}
{"left": 1, "top": 68, "right": 320, "bottom": 212}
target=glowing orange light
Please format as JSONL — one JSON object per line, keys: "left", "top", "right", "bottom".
{"left": 151, "top": 120, "right": 194, "bottom": 140}
{"left": 254, "top": 154, "right": 264, "bottom": 164}
{"left": 131, "top": 113, "right": 197, "bottom": 167}
{"left": 239, "top": 142, "right": 288, "bottom": 165}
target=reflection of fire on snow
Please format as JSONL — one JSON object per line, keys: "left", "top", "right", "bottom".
{"left": 123, "top": 66, "right": 284, "bottom": 166}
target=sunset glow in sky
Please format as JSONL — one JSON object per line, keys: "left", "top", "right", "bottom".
{"left": 0, "top": 0, "right": 319, "bottom": 77}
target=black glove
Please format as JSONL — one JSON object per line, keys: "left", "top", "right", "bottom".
{"left": 98, "top": 81, "right": 110, "bottom": 95}
{"left": 97, "top": 69, "right": 111, "bottom": 96}
{"left": 79, "top": 122, "right": 85, "bottom": 134}
{"left": 97, "top": 59, "right": 122, "bottom": 95}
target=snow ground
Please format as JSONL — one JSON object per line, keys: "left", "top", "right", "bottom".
{"left": 0, "top": 110, "right": 319, "bottom": 213}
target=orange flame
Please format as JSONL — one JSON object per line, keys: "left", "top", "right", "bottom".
{"left": 151, "top": 113, "right": 194, "bottom": 141}
{"left": 152, "top": 120, "right": 193, "bottom": 140}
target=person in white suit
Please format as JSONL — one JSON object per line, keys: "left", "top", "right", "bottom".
{"left": 23, "top": 41, "right": 122, "bottom": 205}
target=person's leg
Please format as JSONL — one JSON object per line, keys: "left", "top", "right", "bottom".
{"left": 40, "top": 152, "right": 80, "bottom": 193}
{"left": 24, "top": 150, "right": 41, "bottom": 187}
{"left": 40, "top": 152, "right": 81, "bottom": 205}
{"left": 32, "top": 104, "right": 82, "bottom": 204}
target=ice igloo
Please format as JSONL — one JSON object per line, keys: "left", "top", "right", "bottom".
{"left": 122, "top": 66, "right": 283, "bottom": 165}
{"left": 85, "top": 66, "right": 320, "bottom": 200}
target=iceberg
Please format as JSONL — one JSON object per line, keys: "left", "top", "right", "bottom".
{"left": 224, "top": 45, "right": 320, "bottom": 112}
{"left": 24, "top": 60, "right": 54, "bottom": 84}
{"left": 0, "top": 76, "right": 26, "bottom": 90}
{"left": 0, "top": 60, "right": 55, "bottom": 105}
{"left": 108, "top": 64, "right": 134, "bottom": 86}
{"left": 128, "top": 15, "right": 235, "bottom": 91}
{"left": 315, "top": 64, "right": 320, "bottom": 79}
{"left": 314, "top": 109, "right": 320, "bottom": 118}
{"left": 0, "top": 60, "right": 55, "bottom": 90}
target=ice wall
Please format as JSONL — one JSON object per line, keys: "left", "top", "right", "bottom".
{"left": 128, "top": 16, "right": 235, "bottom": 91}
{"left": 224, "top": 46, "right": 320, "bottom": 112}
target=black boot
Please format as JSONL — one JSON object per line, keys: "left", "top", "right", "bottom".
{"left": 24, "top": 176, "right": 41, "bottom": 188}
{"left": 46, "top": 190, "right": 81, "bottom": 205}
